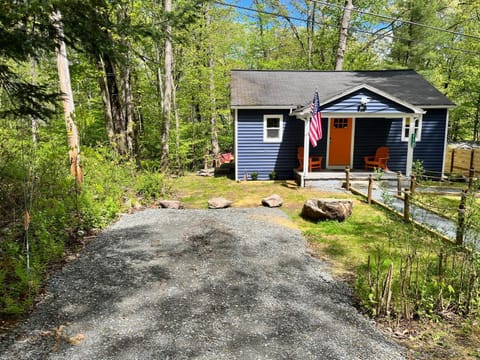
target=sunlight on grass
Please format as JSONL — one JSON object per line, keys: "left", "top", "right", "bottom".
{"left": 173, "top": 174, "right": 388, "bottom": 276}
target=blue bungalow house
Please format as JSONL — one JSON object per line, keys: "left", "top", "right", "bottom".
{"left": 230, "top": 69, "right": 455, "bottom": 186}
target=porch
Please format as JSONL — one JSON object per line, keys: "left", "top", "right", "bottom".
{"left": 293, "top": 168, "right": 407, "bottom": 189}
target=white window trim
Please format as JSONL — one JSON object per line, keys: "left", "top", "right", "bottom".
{"left": 263, "top": 114, "right": 284, "bottom": 143}
{"left": 401, "top": 116, "right": 422, "bottom": 142}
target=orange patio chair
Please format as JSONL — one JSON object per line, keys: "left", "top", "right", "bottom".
{"left": 364, "top": 146, "right": 389, "bottom": 171}
{"left": 297, "top": 146, "right": 323, "bottom": 172}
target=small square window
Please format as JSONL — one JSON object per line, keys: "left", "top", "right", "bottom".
{"left": 333, "top": 118, "right": 349, "bottom": 129}
{"left": 402, "top": 116, "right": 422, "bottom": 142}
{"left": 264, "top": 115, "right": 283, "bottom": 142}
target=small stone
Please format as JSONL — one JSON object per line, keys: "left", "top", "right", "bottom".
{"left": 301, "top": 198, "right": 353, "bottom": 222}
{"left": 197, "top": 168, "right": 214, "bottom": 177}
{"left": 208, "top": 197, "right": 233, "bottom": 209}
{"left": 159, "top": 200, "right": 184, "bottom": 209}
{"left": 261, "top": 194, "right": 283, "bottom": 208}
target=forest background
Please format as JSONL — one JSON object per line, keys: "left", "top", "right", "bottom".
{"left": 1, "top": 0, "right": 480, "bottom": 318}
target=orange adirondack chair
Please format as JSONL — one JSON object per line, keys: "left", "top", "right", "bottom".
{"left": 364, "top": 146, "right": 389, "bottom": 171}
{"left": 297, "top": 147, "right": 323, "bottom": 172}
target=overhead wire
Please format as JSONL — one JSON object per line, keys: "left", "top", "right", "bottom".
{"left": 213, "top": 0, "right": 480, "bottom": 55}
{"left": 312, "top": 0, "right": 480, "bottom": 42}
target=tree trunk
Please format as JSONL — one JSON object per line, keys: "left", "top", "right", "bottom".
{"left": 30, "top": 58, "right": 39, "bottom": 144}
{"left": 96, "top": 56, "right": 116, "bottom": 148}
{"left": 335, "top": 0, "right": 353, "bottom": 71}
{"left": 121, "top": 63, "right": 141, "bottom": 167}
{"left": 51, "top": 9, "right": 82, "bottom": 185}
{"left": 207, "top": 11, "right": 220, "bottom": 166}
{"left": 307, "top": 0, "right": 316, "bottom": 68}
{"left": 253, "top": 0, "right": 268, "bottom": 60}
{"left": 103, "top": 54, "right": 128, "bottom": 155}
{"left": 474, "top": 94, "right": 480, "bottom": 142}
{"left": 172, "top": 81, "right": 181, "bottom": 173}
{"left": 160, "top": 0, "right": 173, "bottom": 171}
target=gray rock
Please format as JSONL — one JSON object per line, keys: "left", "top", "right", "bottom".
{"left": 197, "top": 168, "right": 214, "bottom": 177}
{"left": 159, "top": 200, "right": 184, "bottom": 209}
{"left": 301, "top": 198, "right": 353, "bottom": 222}
{"left": 261, "top": 194, "right": 283, "bottom": 208}
{"left": 208, "top": 197, "right": 232, "bottom": 209}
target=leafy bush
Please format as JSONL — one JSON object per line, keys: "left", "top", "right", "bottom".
{"left": 0, "top": 131, "right": 173, "bottom": 317}
{"left": 135, "top": 171, "right": 172, "bottom": 202}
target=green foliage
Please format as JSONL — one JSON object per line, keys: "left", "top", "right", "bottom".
{"left": 355, "top": 195, "right": 480, "bottom": 322}
{"left": 135, "top": 171, "right": 171, "bottom": 201}
{"left": 0, "top": 129, "right": 173, "bottom": 317}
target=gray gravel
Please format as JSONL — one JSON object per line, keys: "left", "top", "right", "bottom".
{"left": 0, "top": 208, "right": 405, "bottom": 359}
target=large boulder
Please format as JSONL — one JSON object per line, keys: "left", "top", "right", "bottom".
{"left": 208, "top": 197, "right": 233, "bottom": 209}
{"left": 301, "top": 199, "right": 353, "bottom": 222}
{"left": 159, "top": 200, "right": 184, "bottom": 209}
{"left": 261, "top": 194, "right": 283, "bottom": 208}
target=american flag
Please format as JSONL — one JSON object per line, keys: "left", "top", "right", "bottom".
{"left": 309, "top": 90, "right": 323, "bottom": 147}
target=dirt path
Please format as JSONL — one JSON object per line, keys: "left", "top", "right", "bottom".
{"left": 0, "top": 208, "right": 405, "bottom": 359}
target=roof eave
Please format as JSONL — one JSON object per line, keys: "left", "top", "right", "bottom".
{"left": 231, "top": 105, "right": 296, "bottom": 110}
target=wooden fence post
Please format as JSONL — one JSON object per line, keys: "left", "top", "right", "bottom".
{"left": 456, "top": 190, "right": 467, "bottom": 246}
{"left": 404, "top": 189, "right": 411, "bottom": 223}
{"left": 450, "top": 148, "right": 455, "bottom": 173}
{"left": 410, "top": 174, "right": 416, "bottom": 195}
{"left": 368, "top": 174, "right": 374, "bottom": 204}
{"left": 397, "top": 171, "right": 402, "bottom": 196}
{"left": 345, "top": 166, "right": 350, "bottom": 191}
{"left": 468, "top": 167, "right": 475, "bottom": 191}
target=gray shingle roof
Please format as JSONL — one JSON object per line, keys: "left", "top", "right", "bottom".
{"left": 231, "top": 69, "right": 455, "bottom": 108}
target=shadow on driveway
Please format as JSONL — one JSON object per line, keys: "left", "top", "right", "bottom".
{"left": 0, "top": 208, "right": 405, "bottom": 360}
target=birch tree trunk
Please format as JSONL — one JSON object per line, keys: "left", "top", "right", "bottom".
{"left": 30, "top": 58, "right": 39, "bottom": 144}
{"left": 51, "top": 9, "right": 82, "bottom": 185}
{"left": 207, "top": 11, "right": 219, "bottom": 166}
{"left": 160, "top": 0, "right": 173, "bottom": 171}
{"left": 335, "top": 0, "right": 353, "bottom": 71}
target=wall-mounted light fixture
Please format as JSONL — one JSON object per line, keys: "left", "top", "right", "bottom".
{"left": 357, "top": 96, "right": 370, "bottom": 112}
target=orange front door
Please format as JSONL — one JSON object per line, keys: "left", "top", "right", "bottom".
{"left": 328, "top": 118, "right": 353, "bottom": 166}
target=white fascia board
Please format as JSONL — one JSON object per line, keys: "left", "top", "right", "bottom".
{"left": 231, "top": 105, "right": 295, "bottom": 110}
{"left": 234, "top": 108, "right": 238, "bottom": 182}
{"left": 418, "top": 105, "right": 456, "bottom": 109}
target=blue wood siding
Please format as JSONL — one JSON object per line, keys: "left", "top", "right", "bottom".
{"left": 353, "top": 118, "right": 407, "bottom": 172}
{"left": 353, "top": 109, "right": 447, "bottom": 174}
{"left": 236, "top": 105, "right": 447, "bottom": 179}
{"left": 236, "top": 109, "right": 304, "bottom": 180}
{"left": 413, "top": 109, "right": 447, "bottom": 175}
{"left": 321, "top": 89, "right": 412, "bottom": 114}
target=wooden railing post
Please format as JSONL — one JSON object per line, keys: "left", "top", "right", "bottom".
{"left": 345, "top": 166, "right": 350, "bottom": 191}
{"left": 367, "top": 174, "right": 374, "bottom": 204}
{"left": 468, "top": 167, "right": 475, "bottom": 191}
{"left": 410, "top": 174, "right": 416, "bottom": 195}
{"left": 397, "top": 171, "right": 402, "bottom": 196}
{"left": 456, "top": 190, "right": 467, "bottom": 246}
{"left": 404, "top": 189, "right": 411, "bottom": 223}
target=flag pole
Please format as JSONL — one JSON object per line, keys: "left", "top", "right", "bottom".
{"left": 302, "top": 117, "right": 310, "bottom": 187}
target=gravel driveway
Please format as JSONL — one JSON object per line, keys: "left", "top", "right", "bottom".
{"left": 0, "top": 208, "right": 405, "bottom": 359}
